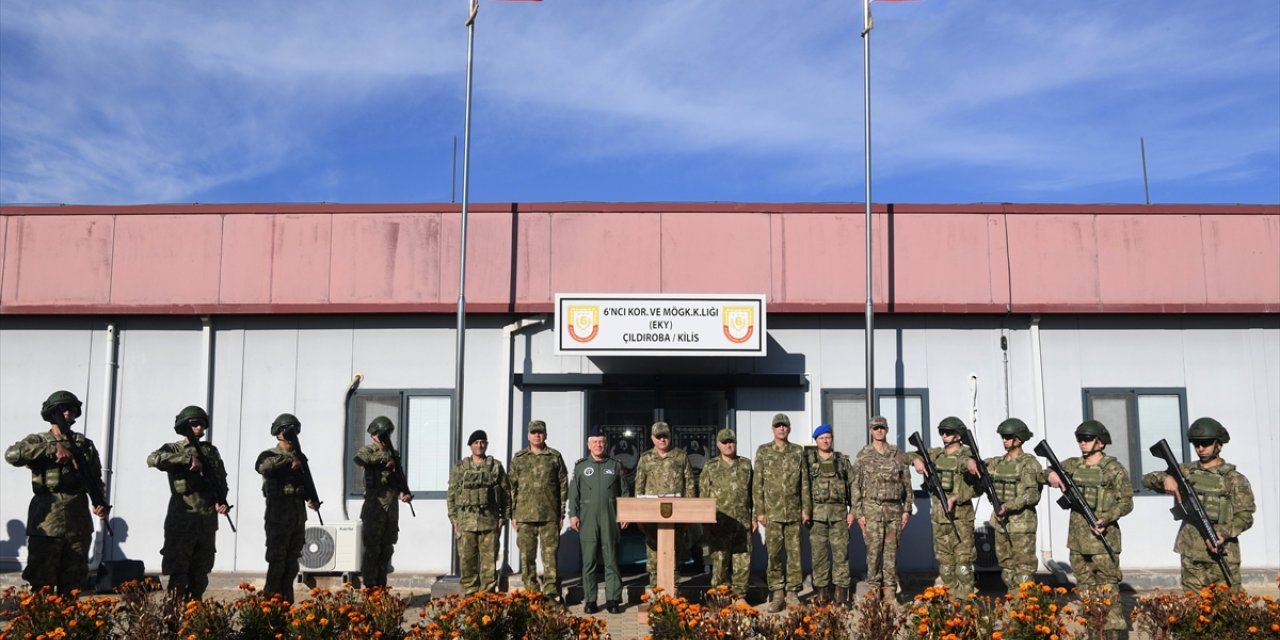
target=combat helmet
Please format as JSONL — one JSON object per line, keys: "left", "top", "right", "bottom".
{"left": 936, "top": 416, "right": 969, "bottom": 437}
{"left": 367, "top": 416, "right": 395, "bottom": 436}
{"left": 996, "top": 418, "right": 1033, "bottom": 442}
{"left": 174, "top": 405, "right": 210, "bottom": 434}
{"left": 1187, "top": 417, "right": 1229, "bottom": 444}
{"left": 271, "top": 413, "right": 301, "bottom": 436}
{"left": 40, "top": 390, "right": 82, "bottom": 422}
{"left": 1074, "top": 420, "right": 1111, "bottom": 445}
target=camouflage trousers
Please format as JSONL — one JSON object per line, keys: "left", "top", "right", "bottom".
{"left": 1180, "top": 539, "right": 1240, "bottom": 591}
{"left": 994, "top": 529, "right": 1037, "bottom": 592}
{"left": 706, "top": 517, "right": 752, "bottom": 595}
{"left": 24, "top": 533, "right": 91, "bottom": 594}
{"left": 809, "top": 518, "right": 850, "bottom": 588}
{"left": 263, "top": 500, "right": 307, "bottom": 603}
{"left": 862, "top": 518, "right": 902, "bottom": 588}
{"left": 931, "top": 504, "right": 975, "bottom": 594}
{"left": 764, "top": 519, "right": 804, "bottom": 592}
{"left": 515, "top": 520, "right": 561, "bottom": 596}
{"left": 360, "top": 504, "right": 400, "bottom": 588}
{"left": 1071, "top": 550, "right": 1126, "bottom": 631}
{"left": 161, "top": 512, "right": 218, "bottom": 600}
{"left": 456, "top": 528, "right": 500, "bottom": 594}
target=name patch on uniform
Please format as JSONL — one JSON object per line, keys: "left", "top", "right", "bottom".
{"left": 584, "top": 467, "right": 595, "bottom": 477}
{"left": 604, "top": 469, "right": 615, "bottom": 475}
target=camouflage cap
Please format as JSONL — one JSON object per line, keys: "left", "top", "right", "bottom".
{"left": 271, "top": 413, "right": 301, "bottom": 436}
{"left": 527, "top": 419, "right": 547, "bottom": 434}
{"left": 937, "top": 416, "right": 967, "bottom": 434}
{"left": 716, "top": 428, "right": 737, "bottom": 443}
{"left": 1188, "top": 417, "right": 1229, "bottom": 444}
{"left": 40, "top": 390, "right": 83, "bottom": 422}
{"left": 869, "top": 416, "right": 889, "bottom": 429}
{"left": 651, "top": 421, "right": 671, "bottom": 437}
{"left": 367, "top": 416, "right": 394, "bottom": 436}
{"left": 771, "top": 413, "right": 791, "bottom": 427}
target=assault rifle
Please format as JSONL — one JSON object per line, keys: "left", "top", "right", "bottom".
{"left": 381, "top": 434, "right": 416, "bottom": 517}
{"left": 283, "top": 429, "right": 325, "bottom": 525}
{"left": 908, "top": 432, "right": 962, "bottom": 539}
{"left": 1148, "top": 438, "right": 1231, "bottom": 586}
{"left": 176, "top": 422, "right": 237, "bottom": 533}
{"left": 1033, "top": 440, "right": 1115, "bottom": 560}
{"left": 959, "top": 429, "right": 1007, "bottom": 533}
{"left": 49, "top": 411, "right": 114, "bottom": 536}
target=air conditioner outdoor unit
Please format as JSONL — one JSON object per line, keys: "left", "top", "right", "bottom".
{"left": 300, "top": 522, "right": 362, "bottom": 573}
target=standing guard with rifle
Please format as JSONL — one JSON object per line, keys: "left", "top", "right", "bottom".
{"left": 147, "top": 405, "right": 232, "bottom": 600}
{"left": 907, "top": 416, "right": 978, "bottom": 595}
{"left": 964, "top": 418, "right": 1042, "bottom": 592}
{"left": 5, "top": 390, "right": 111, "bottom": 594}
{"left": 1142, "top": 417, "right": 1254, "bottom": 590}
{"left": 353, "top": 416, "right": 414, "bottom": 588}
{"left": 255, "top": 413, "right": 320, "bottom": 602}
{"left": 1039, "top": 420, "right": 1133, "bottom": 639}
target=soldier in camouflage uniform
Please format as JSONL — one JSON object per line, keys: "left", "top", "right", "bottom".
{"left": 851, "top": 416, "right": 911, "bottom": 601}
{"left": 1141, "top": 417, "right": 1254, "bottom": 590}
{"left": 806, "top": 424, "right": 854, "bottom": 604}
{"left": 569, "top": 428, "right": 628, "bottom": 615}
{"left": 753, "top": 413, "right": 811, "bottom": 612}
{"left": 633, "top": 421, "right": 696, "bottom": 589}
{"left": 255, "top": 413, "right": 319, "bottom": 603}
{"left": 908, "top": 416, "right": 978, "bottom": 594}
{"left": 698, "top": 428, "right": 754, "bottom": 599}
{"left": 147, "top": 405, "right": 231, "bottom": 600}
{"left": 447, "top": 429, "right": 510, "bottom": 595}
{"left": 5, "top": 390, "right": 110, "bottom": 594}
{"left": 1044, "top": 420, "right": 1133, "bottom": 637}
{"left": 968, "top": 418, "right": 1042, "bottom": 592}
{"left": 352, "top": 416, "right": 413, "bottom": 588}
{"left": 508, "top": 419, "right": 569, "bottom": 600}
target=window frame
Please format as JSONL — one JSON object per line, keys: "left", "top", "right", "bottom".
{"left": 1081, "top": 387, "right": 1189, "bottom": 494}
{"left": 347, "top": 387, "right": 455, "bottom": 500}
{"left": 820, "top": 387, "right": 932, "bottom": 452}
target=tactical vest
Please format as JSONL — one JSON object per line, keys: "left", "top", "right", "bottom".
{"left": 934, "top": 451, "right": 963, "bottom": 493}
{"left": 456, "top": 458, "right": 500, "bottom": 509}
{"left": 365, "top": 465, "right": 392, "bottom": 490}
{"left": 990, "top": 457, "right": 1023, "bottom": 503}
{"left": 1071, "top": 464, "right": 1115, "bottom": 513}
{"left": 1187, "top": 467, "right": 1231, "bottom": 524}
{"left": 861, "top": 448, "right": 906, "bottom": 501}
{"left": 29, "top": 435, "right": 86, "bottom": 494}
{"left": 263, "top": 465, "right": 306, "bottom": 498}
{"left": 810, "top": 452, "right": 849, "bottom": 503}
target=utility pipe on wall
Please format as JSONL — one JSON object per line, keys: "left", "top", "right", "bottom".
{"left": 96, "top": 322, "right": 120, "bottom": 567}
{"left": 1029, "top": 315, "right": 1067, "bottom": 581}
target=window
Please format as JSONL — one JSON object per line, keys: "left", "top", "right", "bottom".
{"left": 1082, "top": 388, "right": 1188, "bottom": 493}
{"left": 821, "top": 388, "right": 930, "bottom": 491}
{"left": 347, "top": 389, "right": 454, "bottom": 499}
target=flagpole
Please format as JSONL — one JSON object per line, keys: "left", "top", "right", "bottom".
{"left": 862, "top": 0, "right": 878, "bottom": 417}
{"left": 452, "top": 0, "right": 479, "bottom": 578}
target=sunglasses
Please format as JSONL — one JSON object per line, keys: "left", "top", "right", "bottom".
{"left": 653, "top": 434, "right": 670, "bottom": 440}
{"left": 1190, "top": 439, "right": 1216, "bottom": 448}
{"left": 1076, "top": 435, "right": 1097, "bottom": 443}
{"left": 187, "top": 419, "right": 206, "bottom": 428}
{"left": 870, "top": 425, "right": 888, "bottom": 431}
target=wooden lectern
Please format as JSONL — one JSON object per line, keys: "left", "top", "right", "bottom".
{"left": 616, "top": 497, "right": 717, "bottom": 623}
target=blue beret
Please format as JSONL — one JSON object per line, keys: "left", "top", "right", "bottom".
{"left": 812, "top": 424, "right": 833, "bottom": 439}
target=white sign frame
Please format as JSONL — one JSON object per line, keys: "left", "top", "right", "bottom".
{"left": 555, "top": 293, "right": 767, "bottom": 357}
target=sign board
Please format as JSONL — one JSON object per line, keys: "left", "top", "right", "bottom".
{"left": 555, "top": 294, "right": 766, "bottom": 357}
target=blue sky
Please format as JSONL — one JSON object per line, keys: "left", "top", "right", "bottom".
{"left": 2, "top": 0, "right": 1277, "bottom": 206}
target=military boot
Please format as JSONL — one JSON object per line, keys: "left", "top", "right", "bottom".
{"left": 811, "top": 585, "right": 830, "bottom": 604}
{"left": 833, "top": 585, "right": 848, "bottom": 605}
{"left": 881, "top": 585, "right": 898, "bottom": 602}
{"left": 766, "top": 590, "right": 786, "bottom": 613}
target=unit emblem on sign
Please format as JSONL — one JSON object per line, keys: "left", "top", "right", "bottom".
{"left": 567, "top": 305, "right": 600, "bottom": 343}
{"left": 722, "top": 306, "right": 755, "bottom": 343}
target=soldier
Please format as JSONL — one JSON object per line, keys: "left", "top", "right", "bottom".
{"left": 508, "top": 419, "right": 569, "bottom": 601}
{"left": 698, "top": 428, "right": 754, "bottom": 601}
{"left": 969, "top": 418, "right": 1042, "bottom": 592}
{"left": 753, "top": 413, "right": 811, "bottom": 613}
{"left": 255, "top": 413, "right": 319, "bottom": 603}
{"left": 1044, "top": 420, "right": 1133, "bottom": 638}
{"left": 352, "top": 416, "right": 413, "bottom": 588}
{"left": 908, "top": 416, "right": 978, "bottom": 594}
{"left": 806, "top": 424, "right": 854, "bottom": 604}
{"left": 851, "top": 415, "right": 911, "bottom": 601}
{"left": 5, "top": 390, "right": 109, "bottom": 594}
{"left": 633, "top": 421, "right": 696, "bottom": 590}
{"left": 569, "top": 428, "right": 628, "bottom": 615}
{"left": 447, "top": 429, "right": 510, "bottom": 595}
{"left": 147, "top": 405, "right": 231, "bottom": 600}
{"left": 1141, "top": 417, "right": 1255, "bottom": 590}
